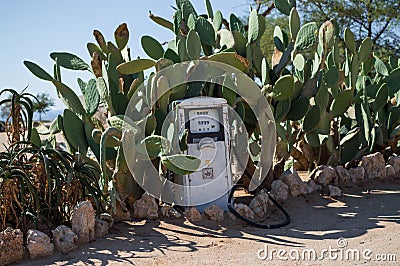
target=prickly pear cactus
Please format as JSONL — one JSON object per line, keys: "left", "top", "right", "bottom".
{"left": 24, "top": 0, "right": 400, "bottom": 204}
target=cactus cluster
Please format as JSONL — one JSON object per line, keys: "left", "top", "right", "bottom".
{"left": 24, "top": 18, "right": 204, "bottom": 213}
{"left": 260, "top": 4, "right": 400, "bottom": 169}
{"left": 24, "top": 0, "right": 400, "bottom": 209}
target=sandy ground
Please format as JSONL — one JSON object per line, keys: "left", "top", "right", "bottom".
{"left": 2, "top": 131, "right": 399, "bottom": 265}
{"left": 0, "top": 131, "right": 65, "bottom": 152}
{"left": 13, "top": 176, "right": 399, "bottom": 266}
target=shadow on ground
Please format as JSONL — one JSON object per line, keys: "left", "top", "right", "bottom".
{"left": 18, "top": 178, "right": 400, "bottom": 265}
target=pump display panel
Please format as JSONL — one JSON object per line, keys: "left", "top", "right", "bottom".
{"left": 184, "top": 107, "right": 225, "bottom": 144}
{"left": 188, "top": 108, "right": 220, "bottom": 133}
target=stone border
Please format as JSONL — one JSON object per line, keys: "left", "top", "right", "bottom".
{"left": 0, "top": 201, "right": 113, "bottom": 265}
{"left": 2, "top": 151, "right": 398, "bottom": 265}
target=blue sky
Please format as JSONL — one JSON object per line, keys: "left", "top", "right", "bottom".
{"left": 0, "top": 0, "right": 249, "bottom": 112}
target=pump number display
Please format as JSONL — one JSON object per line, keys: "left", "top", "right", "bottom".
{"left": 188, "top": 109, "right": 220, "bottom": 133}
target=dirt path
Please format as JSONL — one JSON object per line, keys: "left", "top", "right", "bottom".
{"left": 16, "top": 178, "right": 400, "bottom": 266}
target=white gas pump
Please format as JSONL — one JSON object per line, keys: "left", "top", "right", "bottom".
{"left": 167, "top": 97, "right": 290, "bottom": 229}
{"left": 173, "top": 97, "right": 233, "bottom": 211}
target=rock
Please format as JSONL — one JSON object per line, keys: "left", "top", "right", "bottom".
{"left": 71, "top": 201, "right": 95, "bottom": 243}
{"left": 228, "top": 212, "right": 237, "bottom": 220}
{"left": 249, "top": 190, "right": 269, "bottom": 217}
{"left": 100, "top": 213, "right": 114, "bottom": 228}
{"left": 270, "top": 180, "right": 289, "bottom": 202}
{"left": 305, "top": 179, "right": 318, "bottom": 194}
{"left": 184, "top": 207, "right": 203, "bottom": 222}
{"left": 204, "top": 205, "right": 224, "bottom": 222}
{"left": 310, "top": 165, "right": 338, "bottom": 186}
{"left": 267, "top": 199, "right": 274, "bottom": 207}
{"left": 160, "top": 205, "right": 182, "bottom": 219}
{"left": 280, "top": 169, "right": 307, "bottom": 196}
{"left": 335, "top": 166, "right": 351, "bottom": 182}
{"left": 52, "top": 225, "right": 78, "bottom": 253}
{"left": 348, "top": 167, "right": 365, "bottom": 183}
{"left": 328, "top": 185, "right": 342, "bottom": 197}
{"left": 0, "top": 227, "right": 24, "bottom": 265}
{"left": 95, "top": 218, "right": 109, "bottom": 238}
{"left": 132, "top": 194, "right": 159, "bottom": 220}
{"left": 95, "top": 213, "right": 114, "bottom": 238}
{"left": 388, "top": 156, "right": 400, "bottom": 173}
{"left": 386, "top": 164, "right": 396, "bottom": 177}
{"left": 160, "top": 205, "right": 170, "bottom": 217}
{"left": 114, "top": 202, "right": 131, "bottom": 222}
{"left": 26, "top": 229, "right": 54, "bottom": 259}
{"left": 361, "top": 152, "right": 386, "bottom": 179}
{"left": 234, "top": 203, "right": 255, "bottom": 220}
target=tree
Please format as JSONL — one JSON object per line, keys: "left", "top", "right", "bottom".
{"left": 0, "top": 97, "right": 11, "bottom": 119}
{"left": 33, "top": 92, "right": 55, "bottom": 121}
{"left": 251, "top": 0, "right": 400, "bottom": 59}
{"left": 296, "top": 0, "right": 400, "bottom": 57}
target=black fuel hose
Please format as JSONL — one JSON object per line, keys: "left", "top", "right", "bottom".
{"left": 227, "top": 169, "right": 291, "bottom": 229}
{"left": 166, "top": 138, "right": 290, "bottom": 228}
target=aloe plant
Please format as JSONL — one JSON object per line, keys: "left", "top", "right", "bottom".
{"left": 0, "top": 89, "right": 102, "bottom": 233}
{"left": 0, "top": 88, "right": 36, "bottom": 144}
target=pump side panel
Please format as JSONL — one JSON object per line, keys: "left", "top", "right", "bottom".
{"left": 185, "top": 141, "right": 231, "bottom": 210}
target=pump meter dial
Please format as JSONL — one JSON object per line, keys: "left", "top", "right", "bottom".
{"left": 188, "top": 108, "right": 220, "bottom": 133}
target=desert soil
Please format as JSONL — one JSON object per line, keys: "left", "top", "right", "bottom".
{"left": 2, "top": 132, "right": 399, "bottom": 265}
{"left": 14, "top": 176, "right": 399, "bottom": 266}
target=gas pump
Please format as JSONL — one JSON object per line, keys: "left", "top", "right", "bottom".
{"left": 173, "top": 97, "right": 233, "bottom": 211}
{"left": 169, "top": 96, "right": 290, "bottom": 228}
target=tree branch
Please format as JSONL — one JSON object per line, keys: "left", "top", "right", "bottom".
{"left": 261, "top": 2, "right": 275, "bottom": 17}
{"left": 223, "top": 2, "right": 275, "bottom": 31}
{"left": 373, "top": 18, "right": 393, "bottom": 42}
{"left": 256, "top": 0, "right": 261, "bottom": 12}
{"left": 367, "top": 0, "right": 373, "bottom": 38}
{"left": 222, "top": 18, "right": 230, "bottom": 31}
